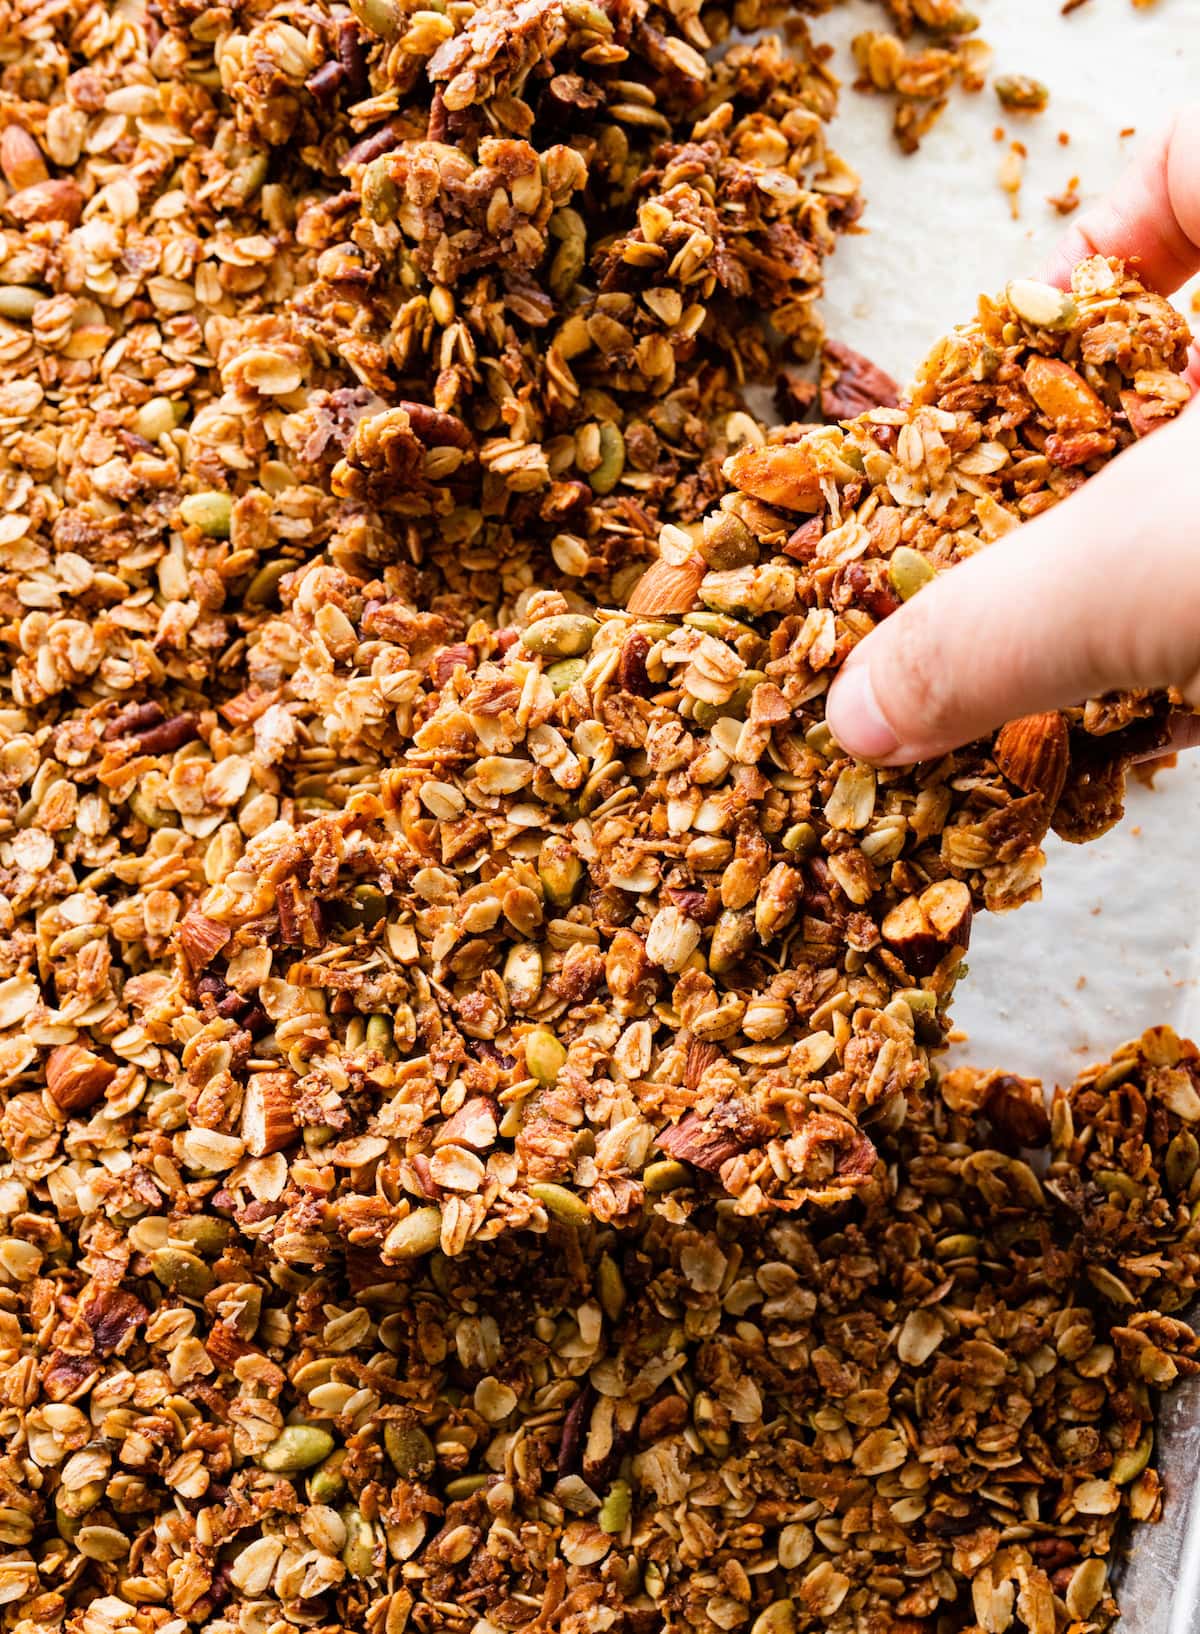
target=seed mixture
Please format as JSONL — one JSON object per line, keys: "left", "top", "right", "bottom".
{"left": 0, "top": 0, "right": 1196, "bottom": 1628}
{"left": 6, "top": 1028, "right": 1200, "bottom": 1634}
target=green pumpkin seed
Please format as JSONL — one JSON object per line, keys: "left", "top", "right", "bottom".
{"left": 522, "top": 613, "right": 599, "bottom": 659}
{"left": 597, "top": 1251, "right": 625, "bottom": 1321}
{"left": 366, "top": 1012, "right": 398, "bottom": 1059}
{"left": 1111, "top": 1427, "right": 1153, "bottom": 1484}
{"left": 546, "top": 656, "right": 586, "bottom": 695}
{"left": 180, "top": 491, "right": 232, "bottom": 538}
{"left": 383, "top": 1206, "right": 443, "bottom": 1259}
{"left": 538, "top": 835, "right": 583, "bottom": 905}
{"left": 385, "top": 1422, "right": 436, "bottom": 1475}
{"left": 530, "top": 1182, "right": 591, "bottom": 1225}
{"left": 887, "top": 546, "right": 935, "bottom": 601}
{"left": 598, "top": 1479, "right": 631, "bottom": 1534}
{"left": 309, "top": 1449, "right": 347, "bottom": 1504}
{"left": 341, "top": 1506, "right": 377, "bottom": 1577}
{"left": 361, "top": 155, "right": 399, "bottom": 222}
{"left": 1166, "top": 1131, "right": 1199, "bottom": 1192}
{"left": 782, "top": 821, "right": 818, "bottom": 854}
{"left": 348, "top": 0, "right": 401, "bottom": 37}
{"left": 174, "top": 1216, "right": 232, "bottom": 1256}
{"left": 150, "top": 1246, "right": 214, "bottom": 1299}
{"left": 260, "top": 1425, "right": 335, "bottom": 1473}
{"left": 525, "top": 1027, "right": 567, "bottom": 1083}
{"left": 444, "top": 1473, "right": 490, "bottom": 1500}
{"left": 245, "top": 558, "right": 290, "bottom": 607}
{"left": 589, "top": 422, "right": 625, "bottom": 495}
{"left": 644, "top": 1159, "right": 690, "bottom": 1194}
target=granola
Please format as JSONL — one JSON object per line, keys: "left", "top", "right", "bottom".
{"left": 3, "top": 1029, "right": 1197, "bottom": 1632}
{"left": 150, "top": 257, "right": 1192, "bottom": 1262}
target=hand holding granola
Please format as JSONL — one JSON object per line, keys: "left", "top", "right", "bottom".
{"left": 826, "top": 105, "right": 1200, "bottom": 765}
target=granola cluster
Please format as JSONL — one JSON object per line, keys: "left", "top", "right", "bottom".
{"left": 149, "top": 257, "right": 1193, "bottom": 1267}
{"left": 0, "top": 0, "right": 1194, "bottom": 1627}
{"left": 4, "top": 1029, "right": 1198, "bottom": 1634}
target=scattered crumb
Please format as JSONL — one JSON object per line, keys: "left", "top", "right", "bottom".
{"left": 1120, "top": 126, "right": 1137, "bottom": 139}
{"left": 999, "top": 141, "right": 1025, "bottom": 218}
{"left": 1058, "top": 130, "right": 1071, "bottom": 146}
{"left": 1076, "top": 975, "right": 1087, "bottom": 990}
{"left": 1191, "top": 291, "right": 1200, "bottom": 315}
{"left": 993, "top": 124, "right": 1006, "bottom": 142}
{"left": 947, "top": 1027, "right": 968, "bottom": 1043}
{"left": 1048, "top": 177, "right": 1082, "bottom": 215}
{"left": 1062, "top": 0, "right": 1090, "bottom": 12}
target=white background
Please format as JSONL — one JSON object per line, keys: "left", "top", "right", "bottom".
{"left": 809, "top": 3, "right": 1200, "bottom": 1625}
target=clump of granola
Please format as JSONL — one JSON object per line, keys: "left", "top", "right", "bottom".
{"left": 154, "top": 257, "right": 1192, "bottom": 1261}
{"left": 3, "top": 1029, "right": 1196, "bottom": 1632}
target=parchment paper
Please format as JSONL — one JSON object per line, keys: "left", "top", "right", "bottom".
{"left": 807, "top": 2, "right": 1200, "bottom": 1625}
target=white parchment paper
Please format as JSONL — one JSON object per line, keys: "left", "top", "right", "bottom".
{"left": 807, "top": 2, "right": 1200, "bottom": 1624}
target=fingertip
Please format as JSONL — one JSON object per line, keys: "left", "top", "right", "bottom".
{"left": 826, "top": 661, "right": 901, "bottom": 764}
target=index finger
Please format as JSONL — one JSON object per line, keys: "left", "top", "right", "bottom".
{"left": 1042, "top": 104, "right": 1200, "bottom": 295}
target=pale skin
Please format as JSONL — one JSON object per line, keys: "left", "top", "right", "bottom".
{"left": 824, "top": 104, "right": 1200, "bottom": 767}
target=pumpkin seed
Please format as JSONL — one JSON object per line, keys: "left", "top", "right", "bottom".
{"left": 383, "top": 1206, "right": 442, "bottom": 1259}
{"left": 522, "top": 614, "right": 599, "bottom": 659}
{"left": 887, "top": 546, "right": 935, "bottom": 601}
{"left": 524, "top": 1027, "right": 567, "bottom": 1083}
{"left": 180, "top": 491, "right": 232, "bottom": 538}
{"left": 150, "top": 1247, "right": 214, "bottom": 1299}
{"left": 529, "top": 1182, "right": 591, "bottom": 1224}
{"left": 260, "top": 1425, "right": 335, "bottom": 1473}
{"left": 588, "top": 422, "right": 625, "bottom": 494}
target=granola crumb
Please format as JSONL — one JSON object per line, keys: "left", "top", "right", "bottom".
{"left": 1049, "top": 176, "right": 1084, "bottom": 214}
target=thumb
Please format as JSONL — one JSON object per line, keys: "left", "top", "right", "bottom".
{"left": 824, "top": 407, "right": 1200, "bottom": 765}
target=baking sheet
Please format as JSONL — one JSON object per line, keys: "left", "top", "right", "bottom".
{"left": 809, "top": 2, "right": 1200, "bottom": 1625}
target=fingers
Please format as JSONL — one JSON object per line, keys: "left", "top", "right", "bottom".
{"left": 1042, "top": 104, "right": 1200, "bottom": 294}
{"left": 824, "top": 410, "right": 1200, "bottom": 765}
{"left": 1044, "top": 104, "right": 1200, "bottom": 293}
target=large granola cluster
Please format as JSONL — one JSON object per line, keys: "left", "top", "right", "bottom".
{"left": 4, "top": 1030, "right": 1199, "bottom": 1633}
{"left": 155, "top": 257, "right": 1192, "bottom": 1265}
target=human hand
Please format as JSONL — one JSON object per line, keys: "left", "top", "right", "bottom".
{"left": 825, "top": 105, "right": 1200, "bottom": 766}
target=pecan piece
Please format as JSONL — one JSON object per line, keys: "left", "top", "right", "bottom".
{"left": 85, "top": 1286, "right": 149, "bottom": 1355}
{"left": 820, "top": 339, "right": 900, "bottom": 420}
{"left": 134, "top": 712, "right": 201, "bottom": 755}
{"left": 45, "top": 1045, "right": 116, "bottom": 1112}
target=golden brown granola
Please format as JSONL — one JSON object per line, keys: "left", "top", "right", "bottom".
{"left": 147, "top": 257, "right": 1192, "bottom": 1264}
{"left": 4, "top": 1027, "right": 1197, "bottom": 1632}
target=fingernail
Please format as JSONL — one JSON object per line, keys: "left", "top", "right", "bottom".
{"left": 826, "top": 664, "right": 900, "bottom": 762}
